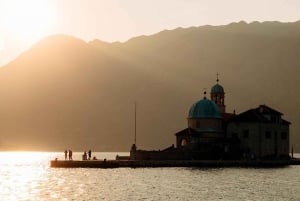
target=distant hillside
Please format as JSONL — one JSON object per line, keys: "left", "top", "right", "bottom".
{"left": 0, "top": 21, "right": 300, "bottom": 151}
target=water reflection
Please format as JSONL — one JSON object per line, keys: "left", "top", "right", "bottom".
{"left": 0, "top": 152, "right": 300, "bottom": 201}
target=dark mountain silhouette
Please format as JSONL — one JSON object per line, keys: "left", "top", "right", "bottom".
{"left": 0, "top": 21, "right": 300, "bottom": 151}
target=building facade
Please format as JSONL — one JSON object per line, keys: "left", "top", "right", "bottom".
{"left": 226, "top": 105, "right": 290, "bottom": 159}
{"left": 130, "top": 78, "right": 291, "bottom": 160}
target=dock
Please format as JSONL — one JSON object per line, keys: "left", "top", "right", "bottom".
{"left": 50, "top": 158, "right": 300, "bottom": 168}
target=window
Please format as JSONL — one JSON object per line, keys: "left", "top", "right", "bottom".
{"left": 181, "top": 139, "right": 188, "bottom": 146}
{"left": 196, "top": 121, "right": 201, "bottom": 128}
{"left": 265, "top": 131, "right": 271, "bottom": 139}
{"left": 281, "top": 132, "right": 287, "bottom": 140}
{"left": 243, "top": 130, "right": 249, "bottom": 139}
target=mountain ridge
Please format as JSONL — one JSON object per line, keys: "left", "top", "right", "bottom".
{"left": 0, "top": 21, "right": 299, "bottom": 151}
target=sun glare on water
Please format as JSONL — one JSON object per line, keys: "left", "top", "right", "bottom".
{"left": 0, "top": 152, "right": 53, "bottom": 200}
{"left": 2, "top": 0, "right": 55, "bottom": 44}
{"left": 0, "top": 151, "right": 49, "bottom": 165}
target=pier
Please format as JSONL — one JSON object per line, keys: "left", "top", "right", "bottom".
{"left": 50, "top": 158, "right": 300, "bottom": 168}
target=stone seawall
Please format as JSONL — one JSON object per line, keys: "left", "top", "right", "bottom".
{"left": 50, "top": 159, "right": 300, "bottom": 168}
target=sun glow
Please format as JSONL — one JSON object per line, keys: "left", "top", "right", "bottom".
{"left": 2, "top": 0, "right": 55, "bottom": 44}
{"left": 0, "top": 38, "right": 4, "bottom": 51}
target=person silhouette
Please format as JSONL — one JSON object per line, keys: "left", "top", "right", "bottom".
{"left": 64, "top": 150, "right": 68, "bottom": 160}
{"left": 88, "top": 150, "right": 92, "bottom": 160}
{"left": 83, "top": 151, "right": 87, "bottom": 160}
{"left": 69, "top": 149, "right": 73, "bottom": 160}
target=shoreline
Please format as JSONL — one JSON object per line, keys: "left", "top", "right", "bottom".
{"left": 50, "top": 158, "right": 300, "bottom": 168}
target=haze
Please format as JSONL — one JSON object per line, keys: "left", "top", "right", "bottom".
{"left": 1, "top": 0, "right": 300, "bottom": 66}
{"left": 0, "top": 0, "right": 300, "bottom": 152}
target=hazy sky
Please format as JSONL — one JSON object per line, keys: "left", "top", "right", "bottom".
{"left": 1, "top": 0, "right": 300, "bottom": 66}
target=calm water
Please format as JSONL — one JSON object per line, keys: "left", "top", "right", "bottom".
{"left": 0, "top": 152, "right": 300, "bottom": 201}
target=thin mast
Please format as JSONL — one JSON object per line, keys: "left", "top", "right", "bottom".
{"left": 134, "top": 102, "right": 137, "bottom": 145}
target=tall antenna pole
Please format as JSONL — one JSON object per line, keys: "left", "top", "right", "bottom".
{"left": 134, "top": 102, "right": 137, "bottom": 145}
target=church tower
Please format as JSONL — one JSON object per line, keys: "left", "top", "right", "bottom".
{"left": 210, "top": 74, "right": 226, "bottom": 113}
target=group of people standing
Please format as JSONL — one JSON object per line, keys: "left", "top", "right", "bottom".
{"left": 64, "top": 149, "right": 93, "bottom": 160}
{"left": 64, "top": 149, "right": 73, "bottom": 160}
{"left": 82, "top": 150, "right": 92, "bottom": 160}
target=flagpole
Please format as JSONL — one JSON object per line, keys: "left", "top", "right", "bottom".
{"left": 134, "top": 102, "right": 137, "bottom": 146}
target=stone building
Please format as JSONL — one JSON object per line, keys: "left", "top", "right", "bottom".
{"left": 130, "top": 78, "right": 291, "bottom": 160}
{"left": 175, "top": 95, "right": 225, "bottom": 159}
{"left": 226, "top": 105, "right": 290, "bottom": 159}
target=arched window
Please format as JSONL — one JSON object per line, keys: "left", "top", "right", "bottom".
{"left": 181, "top": 138, "right": 188, "bottom": 146}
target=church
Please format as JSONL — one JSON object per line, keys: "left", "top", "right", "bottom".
{"left": 130, "top": 77, "right": 291, "bottom": 160}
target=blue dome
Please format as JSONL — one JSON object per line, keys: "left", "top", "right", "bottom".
{"left": 188, "top": 98, "right": 222, "bottom": 119}
{"left": 211, "top": 84, "right": 224, "bottom": 93}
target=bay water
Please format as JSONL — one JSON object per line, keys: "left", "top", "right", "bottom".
{"left": 0, "top": 152, "right": 300, "bottom": 201}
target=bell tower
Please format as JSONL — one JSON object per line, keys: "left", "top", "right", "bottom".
{"left": 210, "top": 74, "right": 225, "bottom": 113}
